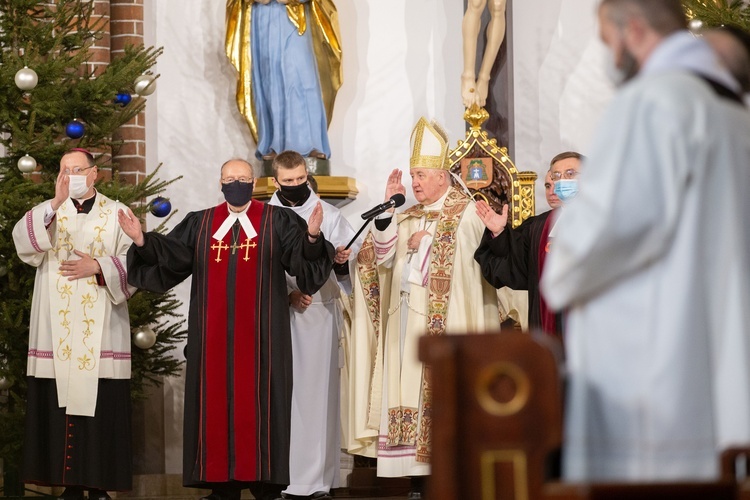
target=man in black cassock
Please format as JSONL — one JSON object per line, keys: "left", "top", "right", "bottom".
{"left": 474, "top": 152, "right": 581, "bottom": 337}
{"left": 118, "top": 159, "right": 334, "bottom": 500}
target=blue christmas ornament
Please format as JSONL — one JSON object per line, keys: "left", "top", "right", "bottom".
{"left": 65, "top": 120, "right": 85, "bottom": 139}
{"left": 149, "top": 197, "right": 172, "bottom": 218}
{"left": 114, "top": 92, "right": 132, "bottom": 106}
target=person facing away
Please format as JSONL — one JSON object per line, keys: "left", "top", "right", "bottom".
{"left": 348, "top": 117, "right": 500, "bottom": 499}
{"left": 474, "top": 152, "right": 583, "bottom": 337}
{"left": 267, "top": 150, "right": 359, "bottom": 500}
{"left": 540, "top": 0, "right": 750, "bottom": 482}
{"left": 117, "top": 159, "right": 334, "bottom": 500}
{"left": 12, "top": 148, "right": 135, "bottom": 500}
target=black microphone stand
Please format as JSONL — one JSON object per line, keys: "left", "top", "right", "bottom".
{"left": 344, "top": 214, "right": 377, "bottom": 251}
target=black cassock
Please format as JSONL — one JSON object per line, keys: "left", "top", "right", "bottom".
{"left": 474, "top": 210, "right": 563, "bottom": 336}
{"left": 126, "top": 200, "right": 333, "bottom": 489}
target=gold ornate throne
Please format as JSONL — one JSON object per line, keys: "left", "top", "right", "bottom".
{"left": 448, "top": 106, "right": 536, "bottom": 228}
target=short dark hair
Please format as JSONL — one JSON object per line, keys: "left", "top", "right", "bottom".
{"left": 599, "top": 0, "right": 687, "bottom": 35}
{"left": 715, "top": 25, "right": 750, "bottom": 92}
{"left": 272, "top": 150, "right": 307, "bottom": 178}
{"left": 62, "top": 148, "right": 95, "bottom": 167}
{"left": 549, "top": 151, "right": 584, "bottom": 168}
{"left": 307, "top": 175, "right": 319, "bottom": 194}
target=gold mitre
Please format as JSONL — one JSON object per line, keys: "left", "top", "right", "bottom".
{"left": 409, "top": 117, "right": 450, "bottom": 170}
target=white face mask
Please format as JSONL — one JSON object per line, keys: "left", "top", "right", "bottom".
{"left": 68, "top": 174, "right": 91, "bottom": 199}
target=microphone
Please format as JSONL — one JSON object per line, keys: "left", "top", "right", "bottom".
{"left": 361, "top": 194, "right": 406, "bottom": 220}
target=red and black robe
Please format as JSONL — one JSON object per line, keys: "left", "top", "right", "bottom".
{"left": 126, "top": 201, "right": 333, "bottom": 488}
{"left": 473, "top": 210, "right": 564, "bottom": 337}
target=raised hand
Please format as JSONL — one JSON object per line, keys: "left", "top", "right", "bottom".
{"left": 59, "top": 250, "right": 101, "bottom": 281}
{"left": 51, "top": 170, "right": 70, "bottom": 211}
{"left": 307, "top": 201, "right": 323, "bottom": 237}
{"left": 476, "top": 200, "right": 508, "bottom": 236}
{"left": 117, "top": 207, "right": 145, "bottom": 247}
{"left": 385, "top": 169, "right": 407, "bottom": 203}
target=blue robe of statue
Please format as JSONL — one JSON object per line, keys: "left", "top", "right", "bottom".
{"left": 251, "top": 0, "right": 331, "bottom": 159}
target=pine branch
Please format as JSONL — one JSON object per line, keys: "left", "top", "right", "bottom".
{"left": 682, "top": 0, "right": 750, "bottom": 31}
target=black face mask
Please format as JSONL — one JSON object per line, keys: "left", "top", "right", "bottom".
{"left": 222, "top": 181, "right": 254, "bottom": 207}
{"left": 277, "top": 182, "right": 311, "bottom": 206}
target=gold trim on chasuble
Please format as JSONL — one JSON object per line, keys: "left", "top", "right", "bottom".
{"left": 355, "top": 235, "right": 382, "bottom": 423}
{"left": 53, "top": 198, "right": 113, "bottom": 372}
{"left": 389, "top": 188, "right": 470, "bottom": 462}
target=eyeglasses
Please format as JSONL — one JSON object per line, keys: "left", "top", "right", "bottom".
{"left": 221, "top": 177, "right": 254, "bottom": 184}
{"left": 550, "top": 169, "right": 579, "bottom": 181}
{"left": 62, "top": 165, "right": 96, "bottom": 175}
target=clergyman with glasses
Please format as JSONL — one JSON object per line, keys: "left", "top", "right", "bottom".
{"left": 118, "top": 158, "right": 334, "bottom": 500}
{"left": 474, "top": 151, "right": 583, "bottom": 337}
{"left": 12, "top": 148, "right": 136, "bottom": 500}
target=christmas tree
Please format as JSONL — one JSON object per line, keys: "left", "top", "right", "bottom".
{"left": 0, "top": 0, "right": 186, "bottom": 493}
{"left": 682, "top": 0, "right": 750, "bottom": 32}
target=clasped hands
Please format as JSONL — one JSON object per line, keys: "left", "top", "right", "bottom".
{"left": 59, "top": 250, "right": 101, "bottom": 281}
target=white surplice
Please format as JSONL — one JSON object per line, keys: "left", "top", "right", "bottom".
{"left": 541, "top": 32, "right": 750, "bottom": 481}
{"left": 269, "top": 190, "right": 359, "bottom": 496}
{"left": 12, "top": 192, "right": 135, "bottom": 416}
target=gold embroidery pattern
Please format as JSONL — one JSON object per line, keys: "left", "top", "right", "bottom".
{"left": 386, "top": 406, "right": 418, "bottom": 446}
{"left": 418, "top": 187, "right": 469, "bottom": 463}
{"left": 56, "top": 210, "right": 74, "bottom": 361}
{"left": 356, "top": 235, "right": 380, "bottom": 334}
{"left": 53, "top": 198, "right": 108, "bottom": 371}
{"left": 355, "top": 234, "right": 383, "bottom": 421}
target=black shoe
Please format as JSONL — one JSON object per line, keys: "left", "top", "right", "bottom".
{"left": 200, "top": 491, "right": 240, "bottom": 500}
{"left": 58, "top": 487, "right": 85, "bottom": 500}
{"left": 87, "top": 492, "right": 111, "bottom": 500}
{"left": 311, "top": 492, "right": 332, "bottom": 499}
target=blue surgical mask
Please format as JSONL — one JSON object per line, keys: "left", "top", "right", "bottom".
{"left": 554, "top": 179, "right": 579, "bottom": 203}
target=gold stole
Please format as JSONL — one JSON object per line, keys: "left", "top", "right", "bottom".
{"left": 48, "top": 195, "right": 115, "bottom": 416}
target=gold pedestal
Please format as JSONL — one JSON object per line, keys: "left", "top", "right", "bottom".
{"left": 252, "top": 175, "right": 358, "bottom": 208}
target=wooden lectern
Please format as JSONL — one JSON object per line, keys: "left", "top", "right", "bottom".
{"left": 419, "top": 331, "right": 747, "bottom": 500}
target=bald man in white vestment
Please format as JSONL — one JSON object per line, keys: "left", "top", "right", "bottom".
{"left": 541, "top": 0, "right": 750, "bottom": 482}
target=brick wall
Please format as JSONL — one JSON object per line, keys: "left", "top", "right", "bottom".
{"left": 110, "top": 0, "right": 146, "bottom": 185}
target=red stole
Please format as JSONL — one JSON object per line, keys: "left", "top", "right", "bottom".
{"left": 537, "top": 210, "right": 557, "bottom": 336}
{"left": 202, "top": 202, "right": 262, "bottom": 481}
